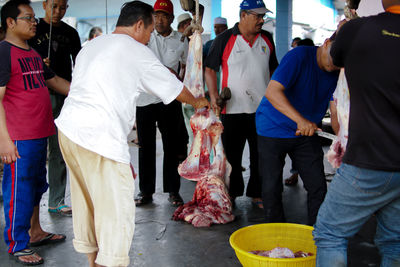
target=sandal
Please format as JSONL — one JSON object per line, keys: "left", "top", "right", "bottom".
{"left": 252, "top": 198, "right": 264, "bottom": 209}
{"left": 29, "top": 233, "right": 66, "bottom": 247}
{"left": 284, "top": 173, "right": 299, "bottom": 186}
{"left": 135, "top": 192, "right": 153, "bottom": 206}
{"left": 11, "top": 248, "right": 44, "bottom": 265}
{"left": 48, "top": 205, "right": 72, "bottom": 216}
{"left": 168, "top": 193, "right": 184, "bottom": 207}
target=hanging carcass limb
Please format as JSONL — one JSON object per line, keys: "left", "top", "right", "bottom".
{"left": 180, "top": 0, "right": 204, "bottom": 41}
{"left": 344, "top": 0, "right": 360, "bottom": 19}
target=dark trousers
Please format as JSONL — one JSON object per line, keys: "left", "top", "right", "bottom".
{"left": 48, "top": 94, "right": 67, "bottom": 208}
{"left": 221, "top": 113, "right": 261, "bottom": 199}
{"left": 257, "top": 135, "right": 327, "bottom": 225}
{"left": 136, "top": 101, "right": 186, "bottom": 195}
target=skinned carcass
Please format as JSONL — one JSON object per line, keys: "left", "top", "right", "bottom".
{"left": 173, "top": 30, "right": 234, "bottom": 227}
{"left": 326, "top": 69, "right": 350, "bottom": 168}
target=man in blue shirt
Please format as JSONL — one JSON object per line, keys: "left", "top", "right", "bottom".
{"left": 256, "top": 37, "right": 339, "bottom": 225}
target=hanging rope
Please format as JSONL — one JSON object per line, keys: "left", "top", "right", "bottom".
{"left": 105, "top": 0, "right": 108, "bottom": 34}
{"left": 47, "top": 0, "right": 54, "bottom": 60}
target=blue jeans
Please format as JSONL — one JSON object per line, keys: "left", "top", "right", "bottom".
{"left": 313, "top": 163, "right": 400, "bottom": 267}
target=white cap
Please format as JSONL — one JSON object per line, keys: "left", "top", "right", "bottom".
{"left": 177, "top": 13, "right": 192, "bottom": 24}
{"left": 214, "top": 17, "right": 227, "bottom": 25}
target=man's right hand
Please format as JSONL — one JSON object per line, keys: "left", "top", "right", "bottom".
{"left": 296, "top": 118, "right": 318, "bottom": 136}
{"left": 0, "top": 139, "right": 20, "bottom": 164}
{"left": 192, "top": 97, "right": 210, "bottom": 110}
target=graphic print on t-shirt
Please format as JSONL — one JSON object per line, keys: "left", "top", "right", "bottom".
{"left": 17, "top": 56, "right": 47, "bottom": 90}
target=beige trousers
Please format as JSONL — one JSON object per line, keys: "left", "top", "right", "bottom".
{"left": 59, "top": 131, "right": 135, "bottom": 267}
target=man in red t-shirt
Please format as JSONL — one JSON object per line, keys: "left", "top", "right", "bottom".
{"left": 0, "top": 0, "right": 70, "bottom": 265}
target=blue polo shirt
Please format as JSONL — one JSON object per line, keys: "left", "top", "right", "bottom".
{"left": 256, "top": 46, "right": 339, "bottom": 138}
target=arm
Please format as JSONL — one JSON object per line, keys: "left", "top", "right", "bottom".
{"left": 0, "top": 86, "right": 20, "bottom": 164}
{"left": 265, "top": 80, "right": 318, "bottom": 136}
{"left": 205, "top": 67, "right": 220, "bottom": 115}
{"left": 329, "top": 100, "right": 339, "bottom": 135}
{"left": 176, "top": 85, "right": 209, "bottom": 110}
{"left": 45, "top": 75, "right": 70, "bottom": 96}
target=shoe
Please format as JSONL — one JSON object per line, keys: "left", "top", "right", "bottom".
{"left": 135, "top": 192, "right": 153, "bottom": 206}
{"left": 168, "top": 193, "right": 184, "bottom": 207}
{"left": 284, "top": 173, "right": 299, "bottom": 186}
{"left": 29, "top": 233, "right": 66, "bottom": 247}
{"left": 10, "top": 248, "right": 44, "bottom": 265}
{"left": 48, "top": 205, "right": 72, "bottom": 216}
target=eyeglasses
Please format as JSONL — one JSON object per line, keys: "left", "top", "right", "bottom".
{"left": 246, "top": 11, "right": 266, "bottom": 20}
{"left": 16, "top": 16, "right": 39, "bottom": 24}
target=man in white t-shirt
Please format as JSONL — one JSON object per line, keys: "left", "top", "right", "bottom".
{"left": 55, "top": 2, "right": 208, "bottom": 267}
{"left": 135, "top": 0, "right": 189, "bottom": 207}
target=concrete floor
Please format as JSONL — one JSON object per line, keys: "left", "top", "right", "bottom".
{"left": 0, "top": 131, "right": 381, "bottom": 266}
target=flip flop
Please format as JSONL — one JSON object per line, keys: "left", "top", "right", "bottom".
{"left": 252, "top": 198, "right": 264, "bottom": 209}
{"left": 168, "top": 193, "right": 184, "bottom": 207}
{"left": 135, "top": 193, "right": 153, "bottom": 206}
{"left": 29, "top": 233, "right": 66, "bottom": 247}
{"left": 48, "top": 205, "right": 72, "bottom": 216}
{"left": 10, "top": 248, "right": 44, "bottom": 266}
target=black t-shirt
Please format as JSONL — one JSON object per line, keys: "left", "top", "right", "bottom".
{"left": 331, "top": 12, "right": 400, "bottom": 171}
{"left": 29, "top": 19, "right": 81, "bottom": 82}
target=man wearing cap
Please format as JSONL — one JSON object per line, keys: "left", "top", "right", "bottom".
{"left": 203, "top": 16, "right": 228, "bottom": 58}
{"left": 177, "top": 13, "right": 191, "bottom": 34}
{"left": 135, "top": 0, "right": 189, "bottom": 207}
{"left": 205, "top": 0, "right": 278, "bottom": 208}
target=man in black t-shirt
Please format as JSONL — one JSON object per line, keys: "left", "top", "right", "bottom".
{"left": 29, "top": 0, "right": 81, "bottom": 216}
{"left": 313, "top": 1, "right": 400, "bottom": 266}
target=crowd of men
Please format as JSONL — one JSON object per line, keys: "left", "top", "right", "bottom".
{"left": 0, "top": 0, "right": 399, "bottom": 266}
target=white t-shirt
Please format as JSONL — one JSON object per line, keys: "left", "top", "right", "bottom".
{"left": 136, "top": 30, "right": 188, "bottom": 107}
{"left": 55, "top": 34, "right": 183, "bottom": 164}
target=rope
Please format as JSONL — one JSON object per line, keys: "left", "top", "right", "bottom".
{"left": 47, "top": 0, "right": 54, "bottom": 60}
{"left": 105, "top": 0, "right": 108, "bottom": 34}
{"left": 195, "top": 0, "right": 199, "bottom": 25}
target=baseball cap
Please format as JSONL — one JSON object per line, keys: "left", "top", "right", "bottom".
{"left": 240, "top": 0, "right": 272, "bottom": 14}
{"left": 177, "top": 13, "right": 191, "bottom": 24}
{"left": 214, "top": 17, "right": 227, "bottom": 25}
{"left": 154, "top": 0, "right": 174, "bottom": 15}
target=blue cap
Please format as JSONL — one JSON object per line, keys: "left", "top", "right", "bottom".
{"left": 240, "top": 0, "right": 271, "bottom": 14}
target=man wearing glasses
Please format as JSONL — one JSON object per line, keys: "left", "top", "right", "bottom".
{"left": 29, "top": 0, "right": 81, "bottom": 217}
{"left": 205, "top": 0, "right": 278, "bottom": 209}
{"left": 0, "top": 0, "right": 70, "bottom": 264}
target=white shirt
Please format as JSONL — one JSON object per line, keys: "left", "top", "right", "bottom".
{"left": 55, "top": 34, "right": 183, "bottom": 164}
{"left": 136, "top": 30, "right": 188, "bottom": 107}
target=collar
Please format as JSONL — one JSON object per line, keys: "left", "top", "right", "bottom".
{"left": 155, "top": 28, "right": 175, "bottom": 38}
{"left": 232, "top": 23, "right": 241, "bottom": 36}
{"left": 386, "top": 5, "right": 400, "bottom": 14}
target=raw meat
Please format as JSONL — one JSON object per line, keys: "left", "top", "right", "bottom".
{"left": 173, "top": 30, "right": 234, "bottom": 227}
{"left": 326, "top": 69, "right": 350, "bottom": 168}
{"left": 173, "top": 109, "right": 234, "bottom": 227}
{"left": 249, "top": 248, "right": 313, "bottom": 258}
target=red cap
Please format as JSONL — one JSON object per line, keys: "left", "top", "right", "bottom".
{"left": 154, "top": 0, "right": 174, "bottom": 15}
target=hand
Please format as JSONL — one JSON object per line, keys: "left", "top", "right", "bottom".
{"left": 192, "top": 97, "right": 210, "bottom": 110}
{"left": 0, "top": 139, "right": 20, "bottom": 164}
{"left": 210, "top": 97, "right": 221, "bottom": 117}
{"left": 43, "top": 57, "right": 50, "bottom": 67}
{"left": 295, "top": 118, "right": 318, "bottom": 136}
